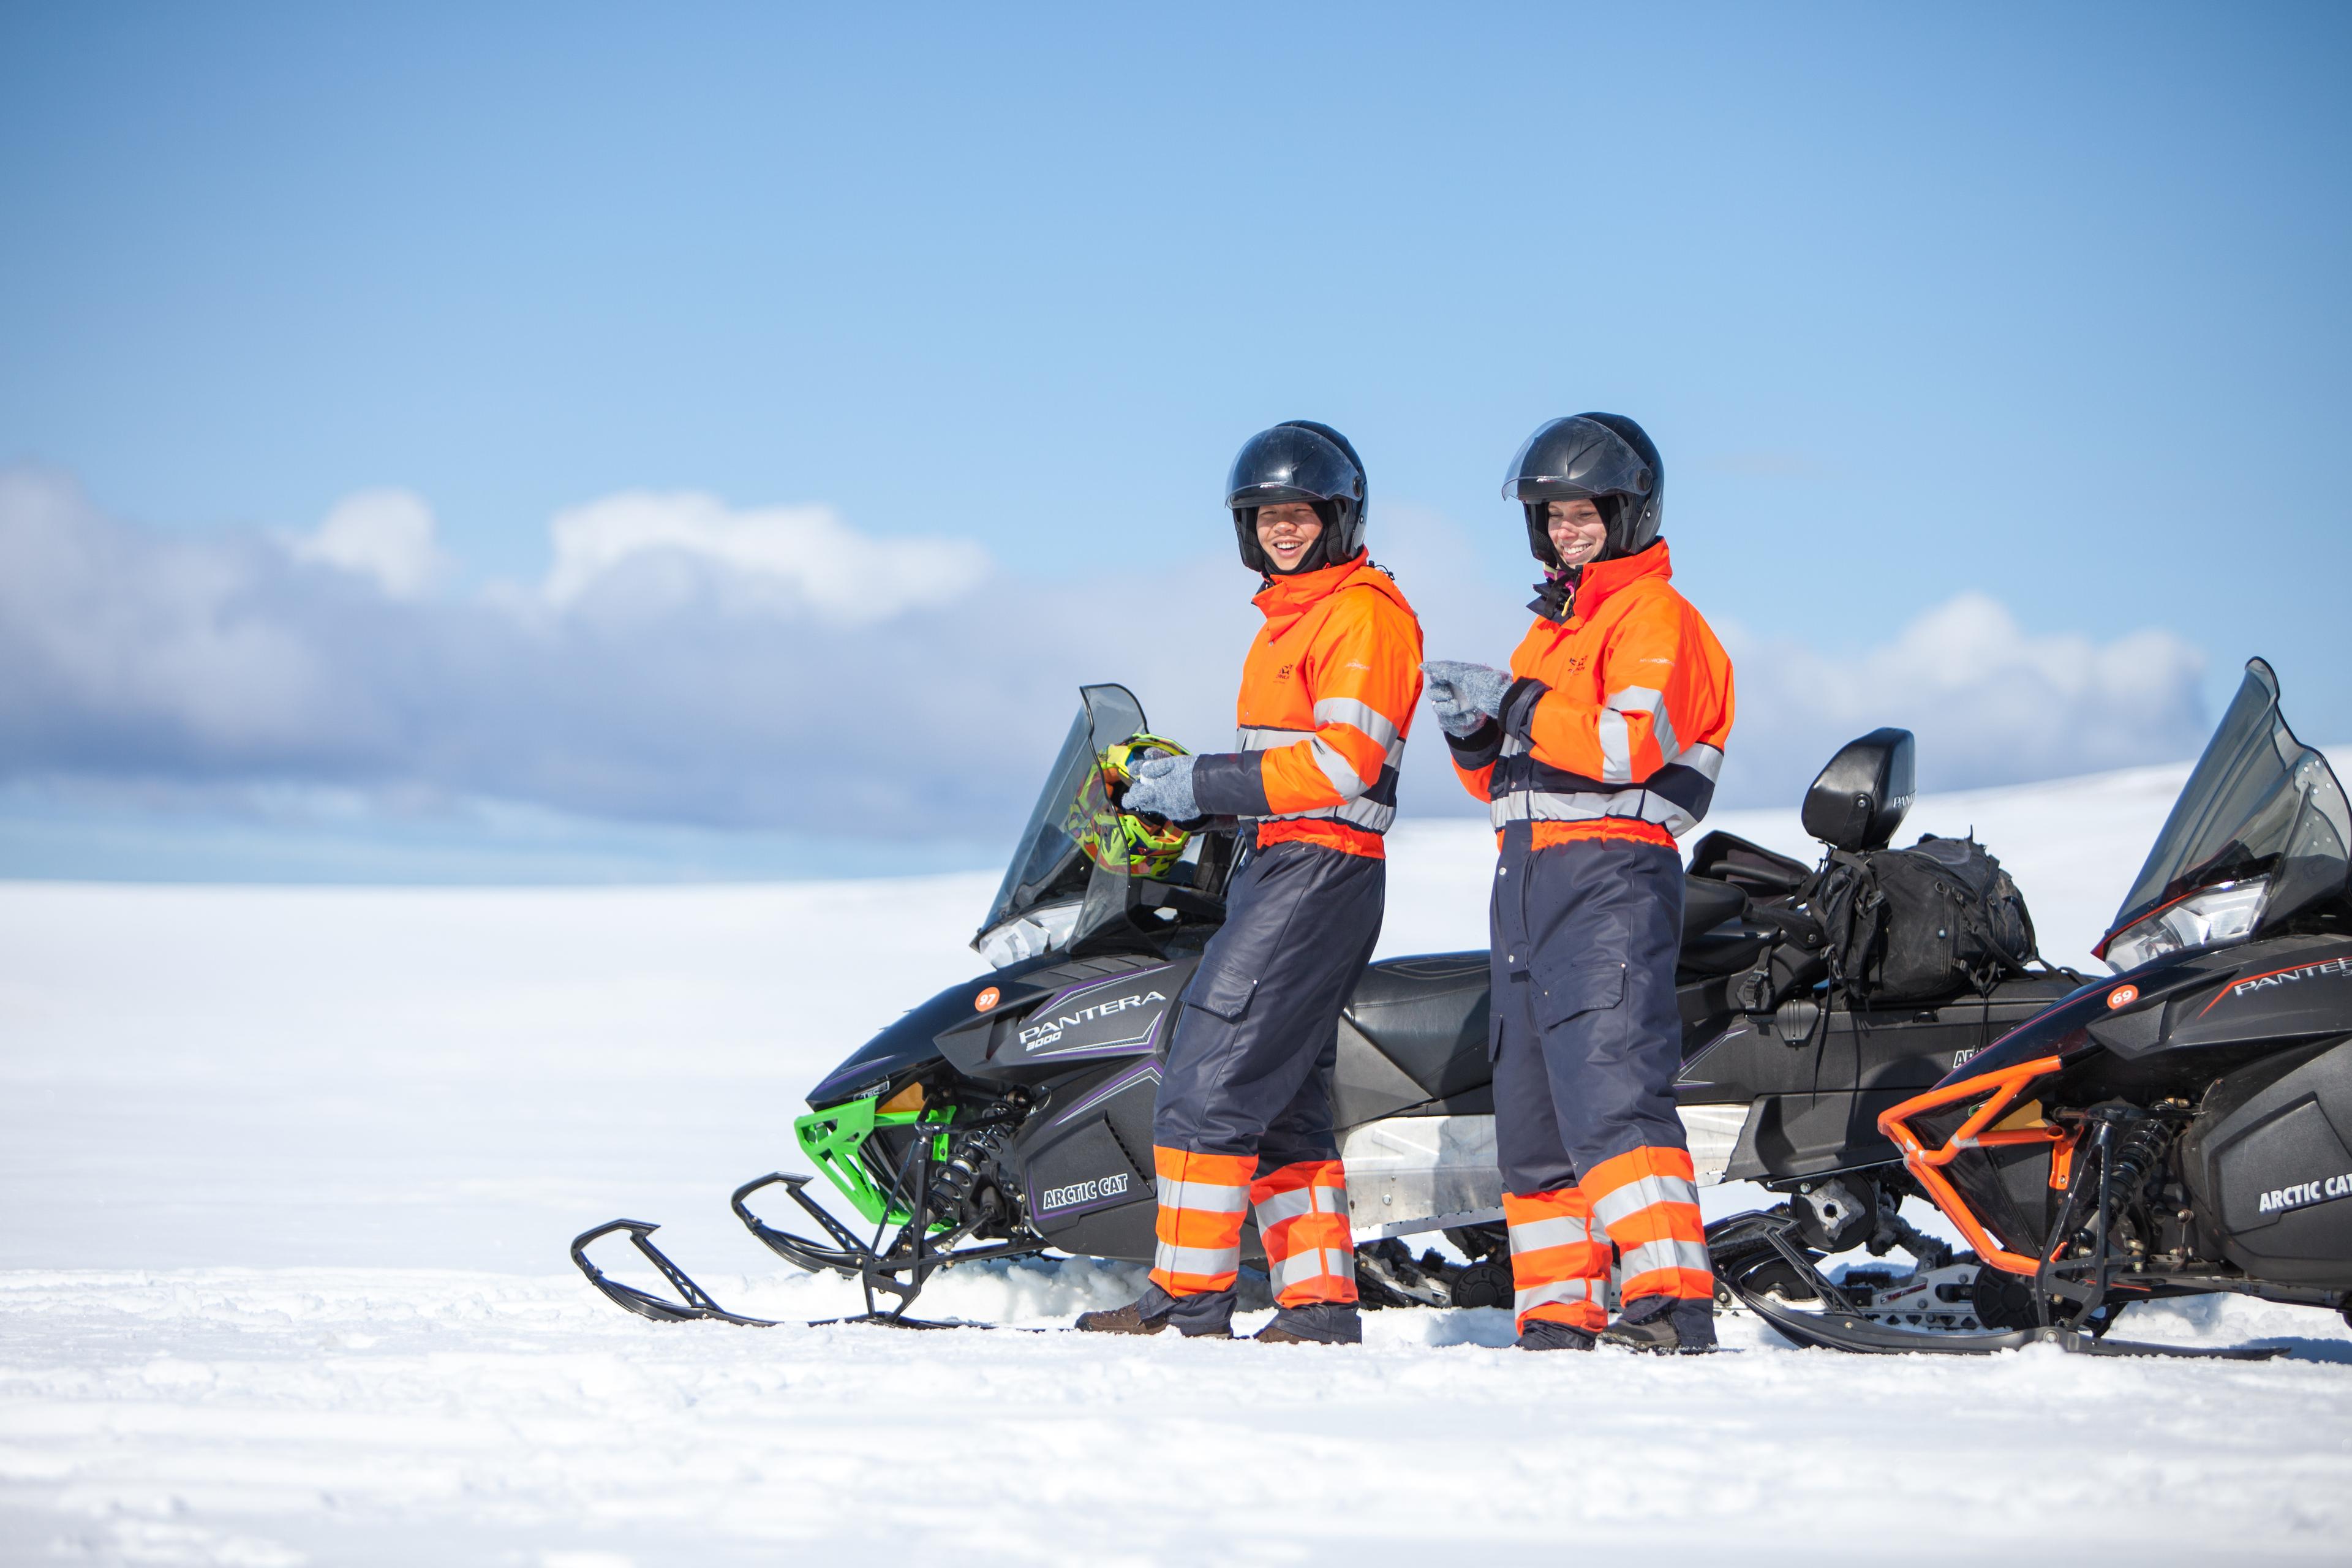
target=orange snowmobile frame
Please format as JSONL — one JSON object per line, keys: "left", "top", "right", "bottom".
{"left": 1877, "top": 1054, "right": 2076, "bottom": 1276}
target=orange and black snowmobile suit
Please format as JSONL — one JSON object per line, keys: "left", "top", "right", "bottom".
{"left": 1446, "top": 540, "right": 1734, "bottom": 1335}
{"left": 1147, "top": 551, "right": 1422, "bottom": 1318}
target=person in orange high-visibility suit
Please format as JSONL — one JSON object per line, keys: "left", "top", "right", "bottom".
{"left": 1424, "top": 413, "right": 1734, "bottom": 1353}
{"left": 1076, "top": 421, "right": 1422, "bottom": 1344}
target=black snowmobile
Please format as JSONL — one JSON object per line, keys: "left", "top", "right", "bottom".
{"left": 1714, "top": 658, "right": 2352, "bottom": 1358}
{"left": 573, "top": 682, "right": 2077, "bottom": 1328}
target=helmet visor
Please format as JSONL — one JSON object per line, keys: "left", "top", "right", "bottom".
{"left": 1502, "top": 417, "right": 1654, "bottom": 504}
{"left": 1226, "top": 424, "right": 1362, "bottom": 511}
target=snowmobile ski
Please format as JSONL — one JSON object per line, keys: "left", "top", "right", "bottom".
{"left": 1711, "top": 1212, "right": 2284, "bottom": 1360}
{"left": 570, "top": 1221, "right": 782, "bottom": 1327}
{"left": 569, "top": 1218, "right": 1027, "bottom": 1331}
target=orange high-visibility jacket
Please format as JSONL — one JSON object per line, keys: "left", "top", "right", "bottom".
{"left": 1191, "top": 551, "right": 1423, "bottom": 859}
{"left": 1449, "top": 541, "right": 1733, "bottom": 850}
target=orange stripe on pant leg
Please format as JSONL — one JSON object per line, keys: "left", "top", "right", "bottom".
{"left": 1502, "top": 1188, "right": 1607, "bottom": 1335}
{"left": 1148, "top": 1146, "right": 1254, "bottom": 1297}
{"left": 1251, "top": 1159, "right": 1358, "bottom": 1306}
{"left": 1583, "top": 1146, "right": 1711, "bottom": 1302}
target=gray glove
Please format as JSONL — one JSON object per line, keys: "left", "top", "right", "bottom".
{"left": 1121, "top": 753, "right": 1199, "bottom": 823}
{"left": 1422, "top": 660, "right": 1511, "bottom": 738}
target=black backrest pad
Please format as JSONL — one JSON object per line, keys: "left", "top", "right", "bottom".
{"left": 1803, "top": 728, "right": 1917, "bottom": 852}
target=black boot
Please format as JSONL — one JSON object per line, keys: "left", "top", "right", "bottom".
{"left": 1599, "top": 1294, "right": 1717, "bottom": 1354}
{"left": 1253, "top": 1301, "right": 1362, "bottom": 1345}
{"left": 1075, "top": 1283, "right": 1234, "bottom": 1338}
{"left": 1516, "top": 1318, "right": 1597, "bottom": 1352}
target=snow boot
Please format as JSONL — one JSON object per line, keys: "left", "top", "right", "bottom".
{"left": 1516, "top": 1319, "right": 1597, "bottom": 1352}
{"left": 1075, "top": 1283, "right": 1234, "bottom": 1338}
{"left": 1599, "top": 1294, "right": 1717, "bottom": 1354}
{"left": 1253, "top": 1302, "right": 1362, "bottom": 1345}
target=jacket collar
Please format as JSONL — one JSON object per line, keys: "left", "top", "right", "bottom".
{"left": 1533, "top": 539, "right": 1672, "bottom": 624}
{"left": 1252, "top": 549, "right": 1395, "bottom": 635}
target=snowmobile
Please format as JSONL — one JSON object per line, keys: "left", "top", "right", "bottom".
{"left": 1712, "top": 657, "right": 2352, "bottom": 1358}
{"left": 573, "top": 682, "right": 2079, "bottom": 1328}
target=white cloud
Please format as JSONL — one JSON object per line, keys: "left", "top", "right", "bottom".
{"left": 0, "top": 469, "right": 2217, "bottom": 846}
{"left": 542, "top": 491, "right": 990, "bottom": 625}
{"left": 290, "top": 489, "right": 445, "bottom": 599}
{"left": 1717, "top": 592, "right": 2209, "bottom": 800}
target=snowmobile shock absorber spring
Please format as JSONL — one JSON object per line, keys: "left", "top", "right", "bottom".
{"left": 2106, "top": 1115, "right": 2171, "bottom": 1204}
{"left": 930, "top": 1121, "right": 1015, "bottom": 1223}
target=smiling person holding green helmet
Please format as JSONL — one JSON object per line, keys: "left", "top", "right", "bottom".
{"left": 1075, "top": 421, "right": 1423, "bottom": 1345}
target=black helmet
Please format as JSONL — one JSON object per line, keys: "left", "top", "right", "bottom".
{"left": 1225, "top": 420, "right": 1367, "bottom": 574}
{"left": 1502, "top": 413, "right": 1663, "bottom": 566}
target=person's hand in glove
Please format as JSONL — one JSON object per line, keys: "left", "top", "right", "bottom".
{"left": 1120, "top": 752, "right": 1199, "bottom": 823}
{"left": 1422, "top": 660, "right": 1511, "bottom": 737}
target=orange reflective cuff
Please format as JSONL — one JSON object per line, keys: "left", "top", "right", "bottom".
{"left": 1251, "top": 1159, "right": 1359, "bottom": 1307}
{"left": 1520, "top": 1299, "right": 1610, "bottom": 1332}
{"left": 1149, "top": 1147, "right": 1255, "bottom": 1298}
{"left": 1456, "top": 760, "right": 1496, "bottom": 804}
{"left": 1503, "top": 1187, "right": 1611, "bottom": 1334}
{"left": 1582, "top": 1144, "right": 1698, "bottom": 1199}
{"left": 1619, "top": 1267, "right": 1716, "bottom": 1302}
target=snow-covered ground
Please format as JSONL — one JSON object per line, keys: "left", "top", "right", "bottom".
{"left": 6, "top": 762, "right": 2351, "bottom": 1564}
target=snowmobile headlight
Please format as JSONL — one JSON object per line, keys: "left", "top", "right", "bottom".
{"left": 976, "top": 899, "right": 1082, "bottom": 969}
{"left": 2103, "top": 878, "right": 2270, "bottom": 974}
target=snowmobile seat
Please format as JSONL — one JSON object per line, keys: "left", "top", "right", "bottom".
{"left": 1803, "top": 728, "right": 1917, "bottom": 853}
{"left": 1681, "top": 875, "right": 1748, "bottom": 943}
{"left": 1678, "top": 879, "right": 1767, "bottom": 978}
{"left": 1341, "top": 953, "right": 1493, "bottom": 1100}
{"left": 1687, "top": 831, "right": 1812, "bottom": 900}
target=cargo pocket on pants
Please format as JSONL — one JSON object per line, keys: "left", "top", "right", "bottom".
{"left": 1534, "top": 960, "right": 1624, "bottom": 1032}
{"left": 1181, "top": 960, "right": 1259, "bottom": 1022}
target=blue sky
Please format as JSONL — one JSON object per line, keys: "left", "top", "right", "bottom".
{"left": 2, "top": 4, "right": 2347, "bottom": 879}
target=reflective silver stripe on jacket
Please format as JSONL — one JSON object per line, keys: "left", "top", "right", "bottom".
{"left": 1236, "top": 722, "right": 1405, "bottom": 834}
{"left": 1312, "top": 696, "right": 1400, "bottom": 749}
{"left": 1487, "top": 743, "right": 1724, "bottom": 839}
{"left": 1597, "top": 684, "right": 1669, "bottom": 785}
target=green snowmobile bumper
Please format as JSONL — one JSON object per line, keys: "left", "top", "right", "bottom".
{"left": 793, "top": 1097, "right": 952, "bottom": 1226}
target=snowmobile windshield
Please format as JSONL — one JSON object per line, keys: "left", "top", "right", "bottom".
{"left": 973, "top": 684, "right": 1152, "bottom": 965}
{"left": 2107, "top": 658, "right": 2352, "bottom": 948}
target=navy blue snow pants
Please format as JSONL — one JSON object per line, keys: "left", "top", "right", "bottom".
{"left": 1488, "top": 827, "right": 1691, "bottom": 1194}
{"left": 1153, "top": 839, "right": 1386, "bottom": 1166}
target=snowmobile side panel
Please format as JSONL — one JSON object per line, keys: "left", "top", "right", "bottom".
{"left": 2149, "top": 937, "right": 2352, "bottom": 1056}
{"left": 951, "top": 954, "right": 1194, "bottom": 1085}
{"left": 1009, "top": 1058, "right": 1164, "bottom": 1262}
{"left": 809, "top": 962, "right": 1061, "bottom": 1107}
{"left": 1683, "top": 976, "right": 2079, "bottom": 1180}
{"left": 2179, "top": 1035, "right": 2352, "bottom": 1287}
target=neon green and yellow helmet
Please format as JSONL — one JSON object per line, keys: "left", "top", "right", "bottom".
{"left": 1066, "top": 731, "right": 1192, "bottom": 880}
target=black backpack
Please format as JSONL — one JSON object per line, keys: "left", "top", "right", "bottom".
{"left": 1812, "top": 833, "right": 2039, "bottom": 1003}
